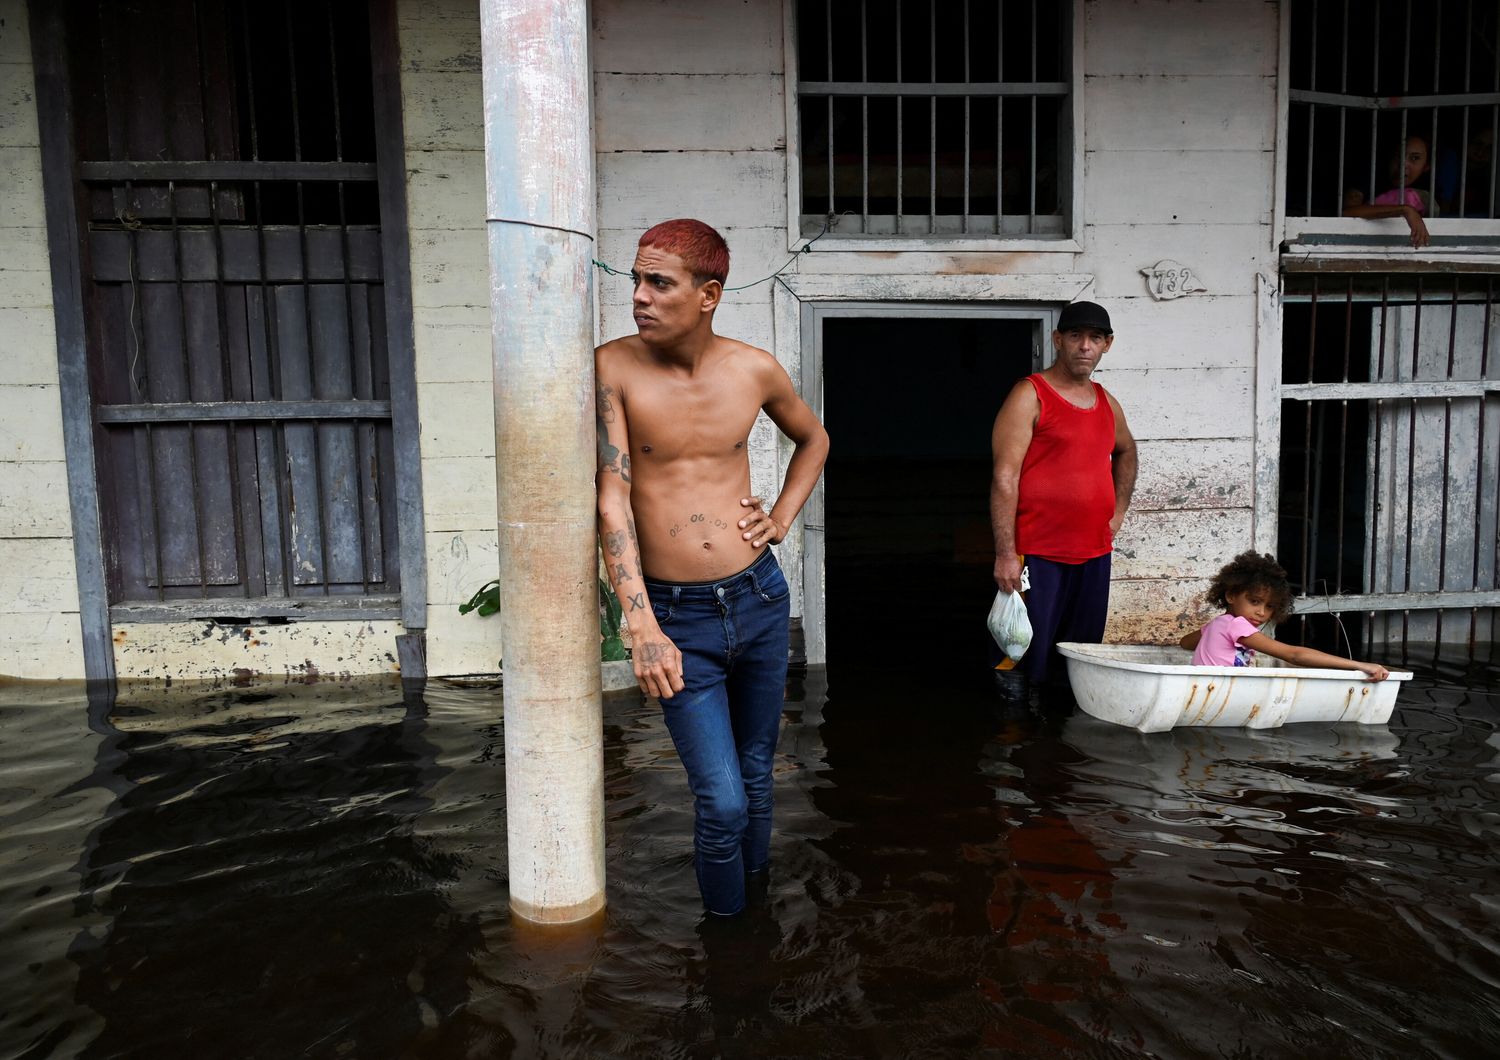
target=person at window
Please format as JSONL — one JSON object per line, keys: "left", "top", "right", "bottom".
{"left": 989, "top": 300, "right": 1138, "bottom": 705}
{"left": 595, "top": 219, "right": 829, "bottom": 918}
{"left": 1343, "top": 135, "right": 1434, "bottom": 248}
{"left": 1179, "top": 550, "right": 1389, "bottom": 679}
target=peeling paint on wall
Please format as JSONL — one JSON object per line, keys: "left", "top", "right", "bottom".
{"left": 112, "top": 620, "right": 408, "bottom": 682}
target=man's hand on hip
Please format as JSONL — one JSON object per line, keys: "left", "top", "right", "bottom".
{"left": 738, "top": 496, "right": 785, "bottom": 548}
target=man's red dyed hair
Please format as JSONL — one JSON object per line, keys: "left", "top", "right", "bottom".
{"left": 638, "top": 218, "right": 730, "bottom": 286}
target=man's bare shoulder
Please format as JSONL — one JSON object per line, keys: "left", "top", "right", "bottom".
{"left": 1003, "top": 375, "right": 1041, "bottom": 407}
{"left": 595, "top": 334, "right": 647, "bottom": 368}
{"left": 713, "top": 336, "right": 782, "bottom": 382}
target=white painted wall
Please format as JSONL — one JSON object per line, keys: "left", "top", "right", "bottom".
{"left": 1081, "top": 0, "right": 1277, "bottom": 640}
{"left": 396, "top": 0, "right": 504, "bottom": 678}
{"left": 0, "top": 0, "right": 505, "bottom": 682}
{"left": 591, "top": 0, "right": 1279, "bottom": 646}
{"left": 0, "top": 0, "right": 86, "bottom": 680}
{"left": 0, "top": 0, "right": 1288, "bottom": 679}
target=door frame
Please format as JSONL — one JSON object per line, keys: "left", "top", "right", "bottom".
{"left": 796, "top": 300, "right": 1059, "bottom": 664}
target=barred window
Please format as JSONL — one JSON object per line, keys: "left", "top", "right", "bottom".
{"left": 795, "top": 0, "right": 1071, "bottom": 239}
{"left": 1287, "top": 0, "right": 1500, "bottom": 221}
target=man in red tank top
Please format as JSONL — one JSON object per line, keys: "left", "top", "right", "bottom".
{"left": 988, "top": 300, "right": 1138, "bottom": 702}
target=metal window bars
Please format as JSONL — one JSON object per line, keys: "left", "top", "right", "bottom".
{"left": 1288, "top": 0, "right": 1500, "bottom": 221}
{"left": 796, "top": 0, "right": 1069, "bottom": 238}
{"left": 1278, "top": 269, "right": 1500, "bottom": 663}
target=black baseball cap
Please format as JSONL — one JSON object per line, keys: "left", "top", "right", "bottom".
{"left": 1055, "top": 300, "right": 1112, "bottom": 335}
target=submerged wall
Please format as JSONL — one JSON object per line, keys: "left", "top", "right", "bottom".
{"left": 396, "top": 0, "right": 503, "bottom": 678}
{"left": 0, "top": 0, "right": 1282, "bottom": 679}
{"left": 0, "top": 0, "right": 505, "bottom": 682}
{"left": 590, "top": 0, "right": 1278, "bottom": 648}
{"left": 0, "top": 0, "right": 85, "bottom": 679}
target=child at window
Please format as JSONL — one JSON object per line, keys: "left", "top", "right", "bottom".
{"left": 1343, "top": 135, "right": 1434, "bottom": 249}
{"left": 1179, "top": 551, "right": 1389, "bottom": 680}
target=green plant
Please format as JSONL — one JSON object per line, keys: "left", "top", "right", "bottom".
{"left": 458, "top": 580, "right": 501, "bottom": 618}
{"left": 459, "top": 576, "right": 628, "bottom": 663}
{"left": 598, "top": 578, "right": 626, "bottom": 662}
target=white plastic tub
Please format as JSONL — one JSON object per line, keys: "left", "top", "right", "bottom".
{"left": 1056, "top": 642, "right": 1412, "bottom": 733}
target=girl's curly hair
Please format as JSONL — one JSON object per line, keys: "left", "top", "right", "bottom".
{"left": 1205, "top": 550, "right": 1294, "bottom": 621}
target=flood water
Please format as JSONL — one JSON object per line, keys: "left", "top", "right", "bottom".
{"left": 3, "top": 656, "right": 1499, "bottom": 1058}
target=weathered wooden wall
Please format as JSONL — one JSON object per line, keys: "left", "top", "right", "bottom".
{"left": 0, "top": 0, "right": 86, "bottom": 679}
{"left": 591, "top": 0, "right": 1278, "bottom": 646}
{"left": 1083, "top": 0, "right": 1276, "bottom": 640}
{"left": 395, "top": 0, "right": 503, "bottom": 677}
{"left": 1, "top": 0, "right": 1283, "bottom": 679}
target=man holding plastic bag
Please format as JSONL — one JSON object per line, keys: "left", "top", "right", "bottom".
{"left": 988, "top": 301, "right": 1137, "bottom": 703}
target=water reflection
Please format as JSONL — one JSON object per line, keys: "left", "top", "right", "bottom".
{"left": 65, "top": 682, "right": 484, "bottom": 1058}
{"left": 0, "top": 660, "right": 1496, "bottom": 1057}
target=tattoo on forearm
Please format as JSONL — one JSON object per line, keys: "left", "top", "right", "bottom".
{"left": 628, "top": 592, "right": 645, "bottom": 611}
{"left": 598, "top": 433, "right": 620, "bottom": 473}
{"left": 614, "top": 563, "right": 629, "bottom": 583}
{"left": 595, "top": 384, "right": 620, "bottom": 472}
{"left": 605, "top": 529, "right": 626, "bottom": 557}
{"left": 621, "top": 453, "right": 631, "bottom": 484}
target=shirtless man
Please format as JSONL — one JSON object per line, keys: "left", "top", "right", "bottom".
{"left": 595, "top": 219, "right": 829, "bottom": 917}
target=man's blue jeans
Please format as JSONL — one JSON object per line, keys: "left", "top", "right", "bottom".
{"left": 645, "top": 548, "right": 791, "bottom": 916}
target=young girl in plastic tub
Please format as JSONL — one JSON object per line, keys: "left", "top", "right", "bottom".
{"left": 1180, "top": 551, "right": 1389, "bottom": 680}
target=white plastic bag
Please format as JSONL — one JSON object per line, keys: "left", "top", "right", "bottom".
{"left": 987, "top": 589, "right": 1033, "bottom": 661}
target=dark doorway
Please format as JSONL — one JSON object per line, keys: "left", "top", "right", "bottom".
{"left": 821, "top": 316, "right": 1037, "bottom": 683}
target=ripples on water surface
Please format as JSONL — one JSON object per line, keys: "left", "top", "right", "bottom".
{"left": 2, "top": 659, "right": 1499, "bottom": 1058}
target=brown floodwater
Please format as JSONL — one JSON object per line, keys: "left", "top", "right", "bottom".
{"left": 2, "top": 655, "right": 1498, "bottom": 1058}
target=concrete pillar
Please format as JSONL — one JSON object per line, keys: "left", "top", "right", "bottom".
{"left": 480, "top": 0, "right": 604, "bottom": 924}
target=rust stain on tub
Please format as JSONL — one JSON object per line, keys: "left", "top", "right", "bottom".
{"left": 1182, "top": 682, "right": 1204, "bottom": 725}
{"left": 1208, "top": 682, "right": 1234, "bottom": 723}
{"left": 1196, "top": 682, "right": 1220, "bottom": 724}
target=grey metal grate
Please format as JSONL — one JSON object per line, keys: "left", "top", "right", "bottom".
{"left": 1278, "top": 270, "right": 1500, "bottom": 658}
{"left": 1287, "top": 0, "right": 1500, "bottom": 220}
{"left": 68, "top": 0, "right": 404, "bottom": 619}
{"left": 795, "top": 0, "right": 1070, "bottom": 238}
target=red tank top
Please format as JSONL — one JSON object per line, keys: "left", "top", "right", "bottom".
{"left": 1015, "top": 374, "right": 1117, "bottom": 563}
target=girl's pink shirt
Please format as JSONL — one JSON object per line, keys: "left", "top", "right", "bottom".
{"left": 1191, "top": 613, "right": 1261, "bottom": 667}
{"left": 1371, "top": 187, "right": 1427, "bottom": 213}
